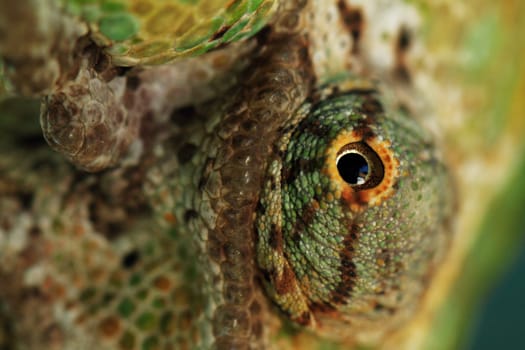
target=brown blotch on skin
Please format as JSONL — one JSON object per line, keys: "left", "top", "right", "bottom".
{"left": 250, "top": 299, "right": 262, "bottom": 315}
{"left": 394, "top": 27, "right": 412, "bottom": 82}
{"left": 361, "top": 98, "right": 384, "bottom": 115}
{"left": 260, "top": 268, "right": 273, "bottom": 285}
{"left": 99, "top": 316, "right": 121, "bottom": 338}
{"left": 280, "top": 164, "right": 293, "bottom": 186}
{"left": 122, "top": 90, "right": 135, "bottom": 109}
{"left": 291, "top": 200, "right": 319, "bottom": 241}
{"left": 211, "top": 25, "right": 233, "bottom": 41}
{"left": 121, "top": 250, "right": 140, "bottom": 269}
{"left": 177, "top": 142, "right": 198, "bottom": 164}
{"left": 76, "top": 38, "right": 123, "bottom": 82}
{"left": 282, "top": 157, "right": 320, "bottom": 187}
{"left": 68, "top": 84, "right": 89, "bottom": 98}
{"left": 126, "top": 75, "right": 141, "bottom": 90}
{"left": 294, "top": 311, "right": 311, "bottom": 326}
{"left": 177, "top": 309, "right": 193, "bottom": 331}
{"left": 252, "top": 319, "right": 264, "bottom": 338}
{"left": 153, "top": 276, "right": 172, "bottom": 292}
{"left": 349, "top": 90, "right": 384, "bottom": 121}
{"left": 93, "top": 52, "right": 110, "bottom": 74}
{"left": 309, "top": 301, "right": 336, "bottom": 313}
{"left": 337, "top": 1, "right": 364, "bottom": 54}
{"left": 303, "top": 118, "right": 327, "bottom": 138}
{"left": 170, "top": 105, "right": 198, "bottom": 127}
{"left": 324, "top": 223, "right": 358, "bottom": 307}
{"left": 268, "top": 224, "right": 283, "bottom": 251}
{"left": 183, "top": 209, "right": 198, "bottom": 223}
{"left": 274, "top": 264, "right": 296, "bottom": 295}
{"left": 373, "top": 302, "right": 397, "bottom": 315}
{"left": 337, "top": 91, "right": 381, "bottom": 142}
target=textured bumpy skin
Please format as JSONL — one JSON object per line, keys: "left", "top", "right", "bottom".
{"left": 1, "top": 0, "right": 276, "bottom": 171}
{"left": 39, "top": 37, "right": 255, "bottom": 172}
{"left": 0, "top": 0, "right": 457, "bottom": 349}
{"left": 147, "top": 3, "right": 315, "bottom": 348}
{"left": 62, "top": 0, "right": 278, "bottom": 65}
{"left": 256, "top": 89, "right": 452, "bottom": 341}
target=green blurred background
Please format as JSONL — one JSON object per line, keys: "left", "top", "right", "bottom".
{"left": 469, "top": 241, "right": 525, "bottom": 349}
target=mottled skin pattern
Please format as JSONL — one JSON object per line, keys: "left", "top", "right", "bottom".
{"left": 0, "top": 0, "right": 455, "bottom": 349}
{"left": 257, "top": 88, "right": 452, "bottom": 342}
{"left": 63, "top": 0, "right": 278, "bottom": 66}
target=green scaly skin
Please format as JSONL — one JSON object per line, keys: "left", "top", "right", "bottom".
{"left": 256, "top": 89, "right": 452, "bottom": 343}
{"left": 4, "top": 1, "right": 522, "bottom": 350}
{"left": 60, "top": 0, "right": 278, "bottom": 66}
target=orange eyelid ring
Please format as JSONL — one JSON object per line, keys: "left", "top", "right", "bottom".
{"left": 325, "top": 130, "right": 400, "bottom": 211}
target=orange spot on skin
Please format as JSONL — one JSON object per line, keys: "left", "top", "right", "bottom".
{"left": 154, "top": 275, "right": 172, "bottom": 292}
{"left": 74, "top": 225, "right": 85, "bottom": 236}
{"left": 275, "top": 263, "right": 297, "bottom": 295}
{"left": 54, "top": 284, "right": 66, "bottom": 299}
{"left": 163, "top": 212, "right": 176, "bottom": 224}
{"left": 42, "top": 276, "right": 67, "bottom": 300}
{"left": 294, "top": 311, "right": 312, "bottom": 326}
{"left": 99, "top": 316, "right": 121, "bottom": 338}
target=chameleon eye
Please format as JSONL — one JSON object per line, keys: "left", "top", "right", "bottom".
{"left": 256, "top": 90, "right": 453, "bottom": 338}
{"left": 336, "top": 141, "right": 384, "bottom": 189}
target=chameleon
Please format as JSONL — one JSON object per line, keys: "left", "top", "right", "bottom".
{"left": 0, "top": 0, "right": 524, "bottom": 349}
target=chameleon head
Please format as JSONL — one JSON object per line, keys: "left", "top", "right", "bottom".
{"left": 255, "top": 88, "right": 453, "bottom": 341}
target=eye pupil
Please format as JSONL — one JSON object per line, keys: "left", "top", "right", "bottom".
{"left": 337, "top": 152, "right": 369, "bottom": 185}
{"left": 335, "top": 141, "right": 385, "bottom": 189}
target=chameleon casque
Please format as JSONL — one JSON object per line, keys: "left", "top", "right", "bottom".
{"left": 6, "top": 0, "right": 518, "bottom": 349}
